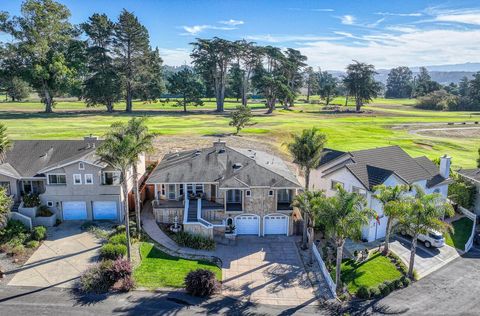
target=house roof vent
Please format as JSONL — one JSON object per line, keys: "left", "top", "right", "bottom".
{"left": 218, "top": 149, "right": 226, "bottom": 154}
{"left": 232, "top": 163, "right": 243, "bottom": 170}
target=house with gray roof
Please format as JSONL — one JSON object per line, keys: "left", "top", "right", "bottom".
{"left": 457, "top": 168, "right": 480, "bottom": 215}
{"left": 0, "top": 136, "right": 145, "bottom": 223}
{"left": 147, "top": 140, "right": 302, "bottom": 237}
{"left": 311, "top": 146, "right": 452, "bottom": 242}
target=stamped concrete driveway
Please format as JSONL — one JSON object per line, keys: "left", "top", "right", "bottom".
{"left": 8, "top": 222, "right": 101, "bottom": 288}
{"left": 390, "top": 235, "right": 460, "bottom": 279}
{"left": 216, "top": 236, "right": 317, "bottom": 307}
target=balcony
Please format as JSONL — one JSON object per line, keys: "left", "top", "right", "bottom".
{"left": 152, "top": 199, "right": 184, "bottom": 209}
{"left": 226, "top": 202, "right": 242, "bottom": 212}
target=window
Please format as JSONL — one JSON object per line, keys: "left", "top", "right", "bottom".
{"left": 268, "top": 190, "right": 274, "bottom": 196}
{"left": 277, "top": 189, "right": 292, "bottom": 202}
{"left": 331, "top": 180, "right": 344, "bottom": 190}
{"left": 179, "top": 184, "right": 184, "bottom": 196}
{"left": 227, "top": 189, "right": 242, "bottom": 203}
{"left": 434, "top": 188, "right": 440, "bottom": 194}
{"left": 103, "top": 171, "right": 120, "bottom": 185}
{"left": 195, "top": 184, "right": 204, "bottom": 194}
{"left": 246, "top": 190, "right": 251, "bottom": 197}
{"left": 47, "top": 201, "right": 54, "bottom": 207}
{"left": 48, "top": 174, "right": 66, "bottom": 185}
{"left": 352, "top": 186, "right": 366, "bottom": 196}
{"left": 79, "top": 162, "right": 85, "bottom": 170}
{"left": 0, "top": 182, "right": 11, "bottom": 195}
{"left": 168, "top": 184, "right": 176, "bottom": 200}
{"left": 187, "top": 184, "right": 194, "bottom": 195}
{"left": 85, "top": 174, "right": 93, "bottom": 185}
{"left": 73, "top": 174, "right": 82, "bottom": 185}
{"left": 161, "top": 184, "right": 166, "bottom": 196}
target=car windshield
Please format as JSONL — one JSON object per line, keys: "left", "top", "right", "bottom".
{"left": 429, "top": 233, "right": 443, "bottom": 240}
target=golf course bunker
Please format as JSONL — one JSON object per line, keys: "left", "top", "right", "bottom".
{"left": 412, "top": 126, "right": 480, "bottom": 138}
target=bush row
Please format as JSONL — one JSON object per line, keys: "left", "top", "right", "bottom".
{"left": 356, "top": 276, "right": 411, "bottom": 300}
{"left": 0, "top": 220, "right": 46, "bottom": 257}
{"left": 79, "top": 258, "right": 134, "bottom": 293}
{"left": 171, "top": 231, "right": 215, "bottom": 251}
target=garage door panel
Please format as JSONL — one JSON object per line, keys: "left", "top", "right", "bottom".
{"left": 93, "top": 201, "right": 118, "bottom": 220}
{"left": 63, "top": 202, "right": 87, "bottom": 220}
{"left": 235, "top": 215, "right": 259, "bottom": 235}
{"left": 264, "top": 215, "right": 288, "bottom": 235}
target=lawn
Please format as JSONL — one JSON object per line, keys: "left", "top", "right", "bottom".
{"left": 0, "top": 97, "right": 479, "bottom": 168}
{"left": 340, "top": 252, "right": 403, "bottom": 294}
{"left": 444, "top": 217, "right": 474, "bottom": 250}
{"left": 133, "top": 242, "right": 222, "bottom": 289}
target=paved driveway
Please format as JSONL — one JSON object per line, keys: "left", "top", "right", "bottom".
{"left": 8, "top": 222, "right": 101, "bottom": 288}
{"left": 389, "top": 235, "right": 460, "bottom": 278}
{"left": 215, "top": 236, "right": 317, "bottom": 306}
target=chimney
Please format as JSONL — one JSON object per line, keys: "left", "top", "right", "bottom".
{"left": 84, "top": 134, "right": 98, "bottom": 149}
{"left": 213, "top": 139, "right": 226, "bottom": 152}
{"left": 439, "top": 154, "right": 451, "bottom": 178}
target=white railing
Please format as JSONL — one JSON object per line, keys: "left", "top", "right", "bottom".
{"left": 458, "top": 206, "right": 477, "bottom": 252}
{"left": 458, "top": 205, "right": 476, "bottom": 221}
{"left": 312, "top": 244, "right": 336, "bottom": 297}
{"left": 183, "top": 198, "right": 190, "bottom": 223}
{"left": 9, "top": 211, "right": 33, "bottom": 230}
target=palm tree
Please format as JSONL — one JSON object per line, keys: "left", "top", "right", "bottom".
{"left": 124, "top": 117, "right": 155, "bottom": 233}
{"left": 96, "top": 121, "right": 137, "bottom": 260}
{"left": 373, "top": 184, "right": 409, "bottom": 254}
{"left": 0, "top": 123, "right": 12, "bottom": 163}
{"left": 316, "top": 185, "right": 375, "bottom": 292}
{"left": 399, "top": 185, "right": 454, "bottom": 278}
{"left": 286, "top": 127, "right": 327, "bottom": 248}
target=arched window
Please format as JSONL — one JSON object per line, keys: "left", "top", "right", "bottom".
{"left": 226, "top": 218, "right": 233, "bottom": 226}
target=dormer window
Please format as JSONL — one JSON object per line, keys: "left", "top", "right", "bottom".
{"left": 79, "top": 162, "right": 85, "bottom": 170}
{"left": 232, "top": 163, "right": 243, "bottom": 170}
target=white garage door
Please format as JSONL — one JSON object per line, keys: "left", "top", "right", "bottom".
{"left": 264, "top": 214, "right": 288, "bottom": 235}
{"left": 235, "top": 215, "right": 259, "bottom": 235}
{"left": 63, "top": 201, "right": 87, "bottom": 220}
{"left": 93, "top": 201, "right": 118, "bottom": 220}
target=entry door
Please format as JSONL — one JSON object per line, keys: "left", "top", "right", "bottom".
{"left": 210, "top": 184, "right": 217, "bottom": 201}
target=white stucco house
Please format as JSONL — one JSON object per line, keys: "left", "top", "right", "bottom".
{"left": 310, "top": 146, "right": 452, "bottom": 242}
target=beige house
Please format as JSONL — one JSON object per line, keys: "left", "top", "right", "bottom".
{"left": 0, "top": 136, "right": 145, "bottom": 222}
{"left": 147, "top": 141, "right": 302, "bottom": 237}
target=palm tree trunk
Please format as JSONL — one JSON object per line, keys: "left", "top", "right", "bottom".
{"left": 408, "top": 234, "right": 417, "bottom": 278}
{"left": 301, "top": 168, "right": 311, "bottom": 249}
{"left": 133, "top": 164, "right": 141, "bottom": 234}
{"left": 121, "top": 174, "right": 132, "bottom": 261}
{"left": 335, "top": 239, "right": 345, "bottom": 292}
{"left": 383, "top": 217, "right": 392, "bottom": 254}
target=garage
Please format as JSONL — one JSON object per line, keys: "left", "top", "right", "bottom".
{"left": 93, "top": 201, "right": 118, "bottom": 220}
{"left": 235, "top": 214, "right": 260, "bottom": 235}
{"left": 264, "top": 214, "right": 288, "bottom": 235}
{"left": 63, "top": 201, "right": 87, "bottom": 220}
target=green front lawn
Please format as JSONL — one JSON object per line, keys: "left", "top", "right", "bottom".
{"left": 340, "top": 252, "right": 403, "bottom": 294}
{"left": 133, "top": 242, "right": 222, "bottom": 289}
{"left": 444, "top": 217, "right": 474, "bottom": 250}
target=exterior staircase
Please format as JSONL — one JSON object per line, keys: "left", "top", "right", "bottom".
{"left": 187, "top": 199, "right": 198, "bottom": 222}
{"left": 11, "top": 200, "right": 21, "bottom": 212}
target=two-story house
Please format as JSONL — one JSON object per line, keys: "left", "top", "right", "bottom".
{"left": 310, "top": 146, "right": 452, "bottom": 242}
{"left": 0, "top": 136, "right": 145, "bottom": 222}
{"left": 147, "top": 141, "right": 302, "bottom": 237}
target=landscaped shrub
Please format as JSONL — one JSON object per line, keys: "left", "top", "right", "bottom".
{"left": 172, "top": 231, "right": 215, "bottom": 250}
{"left": 31, "top": 226, "right": 47, "bottom": 241}
{"left": 22, "top": 194, "right": 41, "bottom": 208}
{"left": 109, "top": 233, "right": 127, "bottom": 245}
{"left": 10, "top": 244, "right": 26, "bottom": 257}
{"left": 356, "top": 286, "right": 370, "bottom": 299}
{"left": 26, "top": 240, "right": 40, "bottom": 248}
{"left": 393, "top": 278, "right": 403, "bottom": 289}
{"left": 100, "top": 243, "right": 127, "bottom": 260}
{"left": 401, "top": 276, "right": 411, "bottom": 287}
{"left": 37, "top": 206, "right": 54, "bottom": 217}
{"left": 0, "top": 220, "right": 28, "bottom": 244}
{"left": 108, "top": 258, "right": 135, "bottom": 292}
{"left": 115, "top": 225, "right": 126, "bottom": 234}
{"left": 380, "top": 282, "right": 391, "bottom": 296}
{"left": 368, "top": 286, "right": 381, "bottom": 298}
{"left": 79, "top": 260, "right": 114, "bottom": 293}
{"left": 184, "top": 269, "right": 220, "bottom": 297}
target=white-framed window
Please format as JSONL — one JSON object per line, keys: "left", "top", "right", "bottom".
{"left": 227, "top": 189, "right": 242, "bottom": 203}
{"left": 79, "top": 162, "right": 85, "bottom": 170}
{"left": 85, "top": 174, "right": 93, "bottom": 185}
{"left": 102, "top": 171, "right": 121, "bottom": 185}
{"left": 195, "top": 184, "right": 204, "bottom": 194}
{"left": 268, "top": 190, "right": 274, "bottom": 196}
{"left": 331, "top": 180, "right": 344, "bottom": 190}
{"left": 187, "top": 184, "right": 194, "bottom": 195}
{"left": 47, "top": 201, "right": 54, "bottom": 207}
{"left": 73, "top": 174, "right": 82, "bottom": 185}
{"left": 246, "top": 190, "right": 251, "bottom": 197}
{"left": 277, "top": 189, "right": 292, "bottom": 202}
{"left": 47, "top": 174, "right": 66, "bottom": 185}
{"left": 168, "top": 184, "right": 176, "bottom": 200}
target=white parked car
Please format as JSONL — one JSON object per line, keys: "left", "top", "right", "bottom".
{"left": 400, "top": 229, "right": 445, "bottom": 248}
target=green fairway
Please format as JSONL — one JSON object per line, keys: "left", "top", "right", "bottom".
{"left": 0, "top": 97, "right": 478, "bottom": 168}
{"left": 444, "top": 217, "right": 475, "bottom": 250}
{"left": 133, "top": 242, "right": 221, "bottom": 289}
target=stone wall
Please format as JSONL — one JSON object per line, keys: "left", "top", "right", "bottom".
{"left": 153, "top": 207, "right": 184, "bottom": 224}
{"left": 184, "top": 222, "right": 213, "bottom": 238}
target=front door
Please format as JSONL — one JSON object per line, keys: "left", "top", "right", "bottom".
{"left": 210, "top": 184, "right": 217, "bottom": 201}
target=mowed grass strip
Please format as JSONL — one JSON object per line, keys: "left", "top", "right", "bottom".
{"left": 444, "top": 217, "right": 474, "bottom": 250}
{"left": 133, "top": 242, "right": 221, "bottom": 289}
{"left": 340, "top": 252, "right": 403, "bottom": 294}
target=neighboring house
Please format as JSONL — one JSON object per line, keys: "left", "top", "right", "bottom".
{"left": 147, "top": 141, "right": 302, "bottom": 237}
{"left": 457, "top": 169, "right": 480, "bottom": 215}
{"left": 310, "top": 146, "right": 452, "bottom": 242}
{"left": 0, "top": 136, "right": 145, "bottom": 222}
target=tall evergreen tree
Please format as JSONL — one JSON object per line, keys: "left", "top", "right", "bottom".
{"left": 343, "top": 61, "right": 380, "bottom": 111}
{"left": 304, "top": 67, "right": 318, "bottom": 102}
{"left": 280, "top": 48, "right": 307, "bottom": 108}
{"left": 114, "top": 9, "right": 150, "bottom": 112}
{"left": 413, "top": 67, "right": 441, "bottom": 97}
{"left": 317, "top": 70, "right": 337, "bottom": 105}
{"left": 234, "top": 40, "right": 261, "bottom": 106}
{"left": 167, "top": 68, "right": 204, "bottom": 112}
{"left": 135, "top": 47, "right": 165, "bottom": 101}
{"left": 82, "top": 13, "right": 120, "bottom": 112}
{"left": 385, "top": 66, "right": 413, "bottom": 98}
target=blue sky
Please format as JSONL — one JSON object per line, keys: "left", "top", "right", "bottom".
{"left": 2, "top": 0, "right": 480, "bottom": 69}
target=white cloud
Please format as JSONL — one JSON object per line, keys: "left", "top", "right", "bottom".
{"left": 435, "top": 12, "right": 480, "bottom": 25}
{"left": 385, "top": 25, "right": 418, "bottom": 33}
{"left": 340, "top": 15, "right": 356, "bottom": 25}
{"left": 376, "top": 12, "right": 423, "bottom": 17}
{"left": 158, "top": 48, "right": 191, "bottom": 66}
{"left": 313, "top": 8, "right": 334, "bottom": 12}
{"left": 219, "top": 19, "right": 244, "bottom": 26}
{"left": 245, "top": 34, "right": 342, "bottom": 43}
{"left": 297, "top": 29, "right": 480, "bottom": 70}
{"left": 181, "top": 24, "right": 236, "bottom": 36}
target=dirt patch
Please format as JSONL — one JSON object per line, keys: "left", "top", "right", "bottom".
{"left": 413, "top": 126, "right": 480, "bottom": 138}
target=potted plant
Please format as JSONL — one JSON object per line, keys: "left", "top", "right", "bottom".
{"left": 34, "top": 205, "right": 57, "bottom": 227}
{"left": 18, "top": 194, "right": 41, "bottom": 219}
{"left": 225, "top": 224, "right": 236, "bottom": 239}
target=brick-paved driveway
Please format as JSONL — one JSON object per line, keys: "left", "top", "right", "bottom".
{"left": 215, "top": 236, "right": 317, "bottom": 306}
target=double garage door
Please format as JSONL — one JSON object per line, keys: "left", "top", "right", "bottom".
{"left": 62, "top": 201, "right": 118, "bottom": 221}
{"left": 235, "top": 214, "right": 288, "bottom": 236}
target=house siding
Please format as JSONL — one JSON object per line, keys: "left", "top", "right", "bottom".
{"left": 0, "top": 174, "right": 19, "bottom": 200}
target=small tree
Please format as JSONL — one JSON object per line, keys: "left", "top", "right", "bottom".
{"left": 6, "top": 77, "right": 30, "bottom": 101}
{"left": 229, "top": 105, "right": 255, "bottom": 135}
{"left": 399, "top": 185, "right": 454, "bottom": 278}
{"left": 167, "top": 68, "right": 204, "bottom": 113}
{"left": 343, "top": 61, "right": 380, "bottom": 111}
{"left": 0, "top": 123, "right": 11, "bottom": 163}
{"left": 0, "top": 187, "right": 13, "bottom": 229}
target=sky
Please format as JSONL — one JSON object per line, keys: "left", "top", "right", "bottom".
{"left": 2, "top": 0, "right": 480, "bottom": 70}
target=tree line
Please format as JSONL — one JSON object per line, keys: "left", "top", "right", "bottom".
{"left": 1, "top": 0, "right": 479, "bottom": 113}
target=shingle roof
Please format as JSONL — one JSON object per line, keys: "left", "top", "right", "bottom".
{"left": 319, "top": 145, "right": 448, "bottom": 190}
{"left": 458, "top": 169, "right": 480, "bottom": 183}
{"left": 0, "top": 140, "right": 102, "bottom": 178}
{"left": 147, "top": 143, "right": 302, "bottom": 189}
